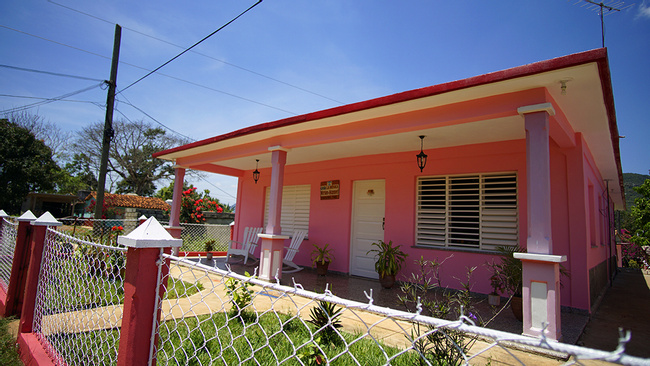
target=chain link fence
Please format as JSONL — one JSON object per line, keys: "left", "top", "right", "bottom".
{"left": 179, "top": 222, "right": 231, "bottom": 252}
{"left": 152, "top": 255, "right": 650, "bottom": 366}
{"left": 32, "top": 228, "right": 127, "bottom": 365}
{"left": 57, "top": 218, "right": 231, "bottom": 253}
{"left": 0, "top": 218, "right": 18, "bottom": 291}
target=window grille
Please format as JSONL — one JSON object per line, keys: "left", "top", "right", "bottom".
{"left": 264, "top": 184, "right": 310, "bottom": 236}
{"left": 416, "top": 173, "right": 518, "bottom": 250}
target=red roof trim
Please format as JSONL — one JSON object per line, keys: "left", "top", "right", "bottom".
{"left": 594, "top": 49, "right": 625, "bottom": 207}
{"left": 154, "top": 48, "right": 609, "bottom": 159}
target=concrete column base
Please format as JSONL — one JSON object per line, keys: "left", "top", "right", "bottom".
{"left": 258, "top": 234, "right": 289, "bottom": 281}
{"left": 514, "top": 253, "right": 566, "bottom": 341}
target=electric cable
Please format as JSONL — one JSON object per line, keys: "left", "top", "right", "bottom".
{"left": 197, "top": 175, "right": 237, "bottom": 201}
{"left": 0, "top": 82, "right": 104, "bottom": 114}
{"left": 116, "top": 93, "right": 195, "bottom": 141}
{"left": 118, "top": 0, "right": 263, "bottom": 94}
{"left": 46, "top": 0, "right": 344, "bottom": 104}
{"left": 0, "top": 23, "right": 298, "bottom": 115}
{"left": 0, "top": 93, "right": 97, "bottom": 105}
{"left": 0, "top": 64, "right": 104, "bottom": 82}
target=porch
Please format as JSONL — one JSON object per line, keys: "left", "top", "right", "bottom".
{"left": 193, "top": 255, "right": 591, "bottom": 347}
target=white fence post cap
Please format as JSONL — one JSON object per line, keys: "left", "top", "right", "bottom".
{"left": 138, "top": 215, "right": 148, "bottom": 221}
{"left": 118, "top": 216, "right": 182, "bottom": 249}
{"left": 0, "top": 210, "right": 8, "bottom": 218}
{"left": 31, "top": 212, "right": 62, "bottom": 227}
{"left": 17, "top": 210, "right": 37, "bottom": 222}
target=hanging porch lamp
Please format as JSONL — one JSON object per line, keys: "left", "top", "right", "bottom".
{"left": 253, "top": 159, "right": 260, "bottom": 184}
{"left": 416, "top": 135, "right": 428, "bottom": 172}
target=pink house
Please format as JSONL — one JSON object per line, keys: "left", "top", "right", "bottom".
{"left": 153, "top": 48, "right": 623, "bottom": 341}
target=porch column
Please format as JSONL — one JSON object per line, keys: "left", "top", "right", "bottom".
{"left": 516, "top": 103, "right": 566, "bottom": 341}
{"left": 167, "top": 166, "right": 185, "bottom": 242}
{"left": 259, "top": 146, "right": 290, "bottom": 281}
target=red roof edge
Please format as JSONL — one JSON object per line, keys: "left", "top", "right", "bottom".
{"left": 595, "top": 49, "right": 625, "bottom": 208}
{"left": 154, "top": 48, "right": 609, "bottom": 159}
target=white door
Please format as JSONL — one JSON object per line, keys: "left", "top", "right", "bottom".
{"left": 350, "top": 179, "right": 385, "bottom": 278}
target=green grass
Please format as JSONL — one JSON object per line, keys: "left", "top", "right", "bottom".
{"left": 45, "top": 254, "right": 203, "bottom": 311}
{"left": 157, "top": 312, "right": 419, "bottom": 365}
{"left": 0, "top": 317, "right": 21, "bottom": 366}
{"left": 164, "top": 276, "right": 204, "bottom": 300}
{"left": 45, "top": 311, "right": 420, "bottom": 365}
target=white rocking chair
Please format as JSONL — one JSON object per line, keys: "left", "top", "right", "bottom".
{"left": 282, "top": 230, "right": 307, "bottom": 273}
{"left": 226, "top": 227, "right": 263, "bottom": 264}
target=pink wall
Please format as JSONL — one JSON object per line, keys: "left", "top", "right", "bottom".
{"left": 236, "top": 139, "right": 529, "bottom": 295}
{"left": 231, "top": 108, "right": 613, "bottom": 311}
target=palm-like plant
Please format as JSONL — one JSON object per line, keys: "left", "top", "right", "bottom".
{"left": 367, "top": 240, "right": 408, "bottom": 278}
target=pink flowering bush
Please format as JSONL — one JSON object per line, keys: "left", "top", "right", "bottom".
{"left": 178, "top": 186, "right": 224, "bottom": 223}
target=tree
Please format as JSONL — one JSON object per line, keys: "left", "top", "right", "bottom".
{"left": 0, "top": 119, "right": 61, "bottom": 214}
{"left": 55, "top": 153, "right": 99, "bottom": 194}
{"left": 620, "top": 178, "right": 650, "bottom": 268}
{"left": 73, "top": 119, "right": 189, "bottom": 196}
{"left": 3, "top": 110, "right": 72, "bottom": 161}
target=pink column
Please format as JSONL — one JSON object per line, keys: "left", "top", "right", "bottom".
{"left": 167, "top": 166, "right": 185, "bottom": 241}
{"left": 259, "top": 147, "right": 290, "bottom": 281}
{"left": 516, "top": 103, "right": 566, "bottom": 341}
{"left": 2, "top": 211, "right": 37, "bottom": 317}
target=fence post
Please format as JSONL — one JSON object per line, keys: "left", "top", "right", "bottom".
{"left": 18, "top": 212, "right": 62, "bottom": 334}
{"left": 116, "top": 217, "right": 182, "bottom": 366}
{"left": 2, "top": 211, "right": 37, "bottom": 318}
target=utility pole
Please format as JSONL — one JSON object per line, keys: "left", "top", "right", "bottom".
{"left": 95, "top": 24, "right": 121, "bottom": 220}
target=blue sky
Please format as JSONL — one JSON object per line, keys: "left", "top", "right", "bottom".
{"left": 1, "top": 0, "right": 649, "bottom": 205}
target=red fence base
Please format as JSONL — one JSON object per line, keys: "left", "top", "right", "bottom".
{"left": 17, "top": 333, "right": 58, "bottom": 366}
{"left": 0, "top": 285, "right": 8, "bottom": 316}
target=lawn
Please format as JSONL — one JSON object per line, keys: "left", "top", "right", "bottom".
{"left": 47, "top": 311, "right": 420, "bottom": 366}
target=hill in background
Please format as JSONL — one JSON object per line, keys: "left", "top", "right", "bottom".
{"left": 623, "top": 172, "right": 649, "bottom": 209}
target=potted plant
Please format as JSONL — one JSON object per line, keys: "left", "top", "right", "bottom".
{"left": 487, "top": 245, "right": 524, "bottom": 320}
{"left": 311, "top": 243, "right": 333, "bottom": 276}
{"left": 204, "top": 239, "right": 216, "bottom": 261}
{"left": 367, "top": 240, "right": 408, "bottom": 289}
{"left": 488, "top": 270, "right": 503, "bottom": 306}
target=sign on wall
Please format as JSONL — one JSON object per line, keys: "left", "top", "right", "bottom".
{"left": 320, "top": 180, "right": 340, "bottom": 200}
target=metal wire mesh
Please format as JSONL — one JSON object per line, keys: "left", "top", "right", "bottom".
{"left": 32, "top": 228, "right": 127, "bottom": 365}
{"left": 57, "top": 218, "right": 231, "bottom": 253}
{"left": 152, "top": 255, "right": 650, "bottom": 366}
{"left": 179, "top": 223, "right": 231, "bottom": 252}
{"left": 0, "top": 218, "right": 18, "bottom": 291}
{"left": 58, "top": 218, "right": 138, "bottom": 246}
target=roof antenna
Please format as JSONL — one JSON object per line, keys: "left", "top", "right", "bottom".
{"left": 577, "top": 0, "right": 633, "bottom": 47}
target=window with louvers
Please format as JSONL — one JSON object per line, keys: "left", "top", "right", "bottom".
{"left": 264, "top": 185, "right": 310, "bottom": 236}
{"left": 416, "top": 173, "right": 518, "bottom": 251}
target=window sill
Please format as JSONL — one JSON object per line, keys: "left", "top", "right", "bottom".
{"left": 411, "top": 245, "right": 502, "bottom": 256}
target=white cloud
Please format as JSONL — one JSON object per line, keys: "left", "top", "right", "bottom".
{"left": 638, "top": 1, "right": 650, "bottom": 19}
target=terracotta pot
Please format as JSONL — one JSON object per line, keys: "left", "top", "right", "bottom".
{"left": 379, "top": 274, "right": 396, "bottom": 289}
{"left": 316, "top": 261, "right": 330, "bottom": 276}
{"left": 206, "top": 252, "right": 213, "bottom": 261}
{"left": 510, "top": 295, "right": 523, "bottom": 321}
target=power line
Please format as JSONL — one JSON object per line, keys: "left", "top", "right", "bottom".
{"left": 119, "top": 0, "right": 263, "bottom": 94}
{"left": 46, "top": 0, "right": 344, "bottom": 105}
{"left": 197, "top": 175, "right": 237, "bottom": 201}
{"left": 0, "top": 82, "right": 104, "bottom": 114}
{"left": 0, "top": 23, "right": 298, "bottom": 115}
{"left": 0, "top": 63, "right": 104, "bottom": 82}
{"left": 0, "top": 93, "right": 98, "bottom": 105}
{"left": 116, "top": 94, "right": 195, "bottom": 141}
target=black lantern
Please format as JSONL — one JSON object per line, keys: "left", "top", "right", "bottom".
{"left": 253, "top": 159, "right": 260, "bottom": 184}
{"left": 416, "top": 135, "right": 427, "bottom": 172}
